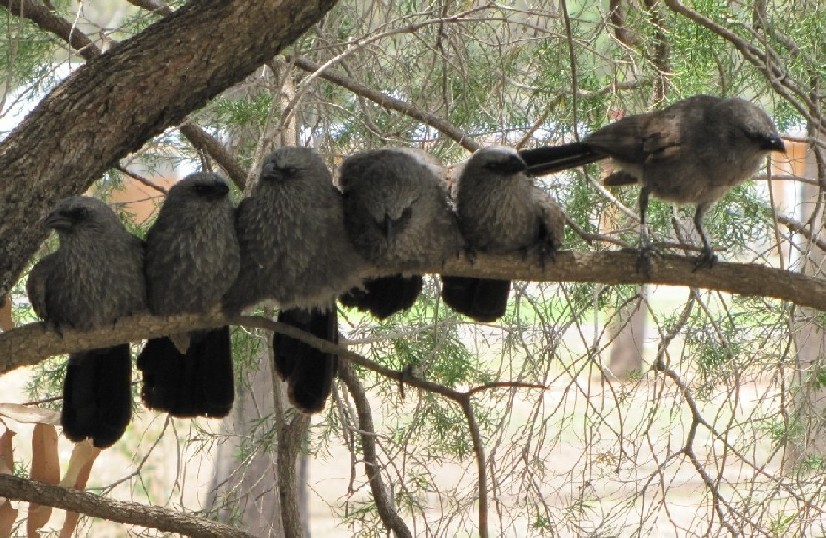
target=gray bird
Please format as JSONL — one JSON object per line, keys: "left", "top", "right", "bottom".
{"left": 520, "top": 95, "right": 786, "bottom": 269}
{"left": 27, "top": 196, "right": 145, "bottom": 448}
{"left": 441, "top": 146, "right": 565, "bottom": 322}
{"left": 223, "top": 147, "right": 364, "bottom": 413}
{"left": 138, "top": 173, "right": 240, "bottom": 418}
{"left": 339, "top": 147, "right": 464, "bottom": 318}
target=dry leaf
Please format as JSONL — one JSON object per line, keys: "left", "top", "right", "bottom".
{"left": 28, "top": 424, "right": 59, "bottom": 537}
{"left": 59, "top": 441, "right": 100, "bottom": 538}
{"left": 0, "top": 403, "right": 60, "bottom": 426}
{"left": 0, "top": 421, "right": 18, "bottom": 535}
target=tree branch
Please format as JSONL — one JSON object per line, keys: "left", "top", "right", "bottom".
{"left": 0, "top": 474, "right": 256, "bottom": 538}
{"left": 288, "top": 56, "right": 479, "bottom": 152}
{"left": 338, "top": 362, "right": 413, "bottom": 538}
{"left": 4, "top": 251, "right": 826, "bottom": 375}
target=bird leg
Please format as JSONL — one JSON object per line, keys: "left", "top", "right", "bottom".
{"left": 692, "top": 202, "right": 717, "bottom": 270}
{"left": 534, "top": 211, "right": 557, "bottom": 269}
{"left": 636, "top": 186, "right": 653, "bottom": 279}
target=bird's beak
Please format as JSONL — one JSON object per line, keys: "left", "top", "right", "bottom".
{"left": 384, "top": 212, "right": 393, "bottom": 240}
{"left": 208, "top": 181, "right": 230, "bottom": 198}
{"left": 495, "top": 154, "right": 529, "bottom": 174}
{"left": 43, "top": 211, "right": 72, "bottom": 231}
{"left": 762, "top": 135, "right": 786, "bottom": 153}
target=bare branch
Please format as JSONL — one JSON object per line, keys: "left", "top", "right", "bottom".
{"left": 288, "top": 56, "right": 479, "bottom": 152}
{"left": 0, "top": 474, "right": 256, "bottom": 538}
{"left": 276, "top": 413, "right": 310, "bottom": 537}
{"left": 338, "top": 362, "right": 413, "bottom": 538}
{"left": 124, "top": 0, "right": 174, "bottom": 17}
{"left": 179, "top": 124, "right": 248, "bottom": 190}
{"left": 114, "top": 164, "right": 168, "bottom": 194}
{"left": 4, "top": 0, "right": 98, "bottom": 61}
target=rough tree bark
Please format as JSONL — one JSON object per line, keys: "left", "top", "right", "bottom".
{"left": 0, "top": 0, "right": 339, "bottom": 296}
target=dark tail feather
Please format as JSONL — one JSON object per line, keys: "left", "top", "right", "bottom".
{"left": 339, "top": 274, "right": 423, "bottom": 319}
{"left": 441, "top": 276, "right": 511, "bottom": 322}
{"left": 519, "top": 143, "right": 606, "bottom": 177}
{"left": 137, "top": 329, "right": 235, "bottom": 419}
{"left": 62, "top": 345, "right": 132, "bottom": 448}
{"left": 186, "top": 327, "right": 234, "bottom": 418}
{"left": 137, "top": 337, "right": 183, "bottom": 413}
{"left": 275, "top": 308, "right": 338, "bottom": 413}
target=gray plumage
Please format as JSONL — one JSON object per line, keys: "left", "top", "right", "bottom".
{"left": 223, "top": 147, "right": 365, "bottom": 314}
{"left": 28, "top": 196, "right": 146, "bottom": 329}
{"left": 340, "top": 147, "right": 463, "bottom": 270}
{"left": 138, "top": 173, "right": 239, "bottom": 418}
{"left": 27, "top": 196, "right": 145, "bottom": 448}
{"left": 339, "top": 147, "right": 464, "bottom": 318}
{"left": 223, "top": 146, "right": 363, "bottom": 413}
{"left": 144, "top": 173, "right": 239, "bottom": 316}
{"left": 442, "top": 146, "right": 565, "bottom": 321}
{"left": 520, "top": 95, "right": 785, "bottom": 268}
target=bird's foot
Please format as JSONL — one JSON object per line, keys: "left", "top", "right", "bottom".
{"left": 464, "top": 247, "right": 478, "bottom": 264}
{"left": 536, "top": 240, "right": 557, "bottom": 270}
{"left": 636, "top": 245, "right": 654, "bottom": 281}
{"left": 692, "top": 248, "right": 717, "bottom": 271}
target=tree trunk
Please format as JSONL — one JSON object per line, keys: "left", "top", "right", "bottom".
{"left": 0, "top": 0, "right": 339, "bottom": 295}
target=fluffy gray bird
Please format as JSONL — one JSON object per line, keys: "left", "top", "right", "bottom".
{"left": 27, "top": 196, "right": 145, "bottom": 448}
{"left": 520, "top": 95, "right": 786, "bottom": 269}
{"left": 441, "top": 146, "right": 565, "bottom": 322}
{"left": 339, "top": 147, "right": 464, "bottom": 318}
{"left": 138, "top": 173, "right": 239, "bottom": 418}
{"left": 224, "top": 147, "right": 364, "bottom": 413}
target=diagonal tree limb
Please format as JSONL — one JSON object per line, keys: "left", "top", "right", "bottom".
{"left": 3, "top": 0, "right": 249, "bottom": 190}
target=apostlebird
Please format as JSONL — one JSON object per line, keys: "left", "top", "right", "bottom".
{"left": 138, "top": 173, "right": 240, "bottom": 418}
{"left": 520, "top": 94, "right": 786, "bottom": 269}
{"left": 224, "top": 147, "right": 365, "bottom": 412}
{"left": 441, "top": 146, "right": 565, "bottom": 322}
{"left": 338, "top": 147, "right": 464, "bottom": 318}
{"left": 27, "top": 196, "right": 146, "bottom": 448}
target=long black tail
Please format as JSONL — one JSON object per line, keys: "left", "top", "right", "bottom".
{"left": 441, "top": 276, "right": 511, "bottom": 322}
{"left": 274, "top": 308, "right": 338, "bottom": 413}
{"left": 62, "top": 345, "right": 132, "bottom": 448}
{"left": 339, "top": 274, "right": 423, "bottom": 319}
{"left": 519, "top": 142, "right": 606, "bottom": 177}
{"left": 137, "top": 327, "right": 235, "bottom": 418}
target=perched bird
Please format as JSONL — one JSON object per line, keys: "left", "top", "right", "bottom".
{"left": 27, "top": 196, "right": 145, "bottom": 448}
{"left": 138, "top": 173, "right": 239, "bottom": 418}
{"left": 520, "top": 95, "right": 786, "bottom": 269}
{"left": 339, "top": 147, "right": 464, "bottom": 318}
{"left": 224, "top": 147, "right": 365, "bottom": 412}
{"left": 441, "top": 147, "right": 565, "bottom": 322}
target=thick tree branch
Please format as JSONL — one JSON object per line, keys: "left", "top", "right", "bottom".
{"left": 4, "top": 0, "right": 250, "bottom": 191}
{"left": 0, "top": 0, "right": 339, "bottom": 295}
{"left": 4, "top": 251, "right": 826, "bottom": 374}
{"left": 0, "top": 474, "right": 255, "bottom": 538}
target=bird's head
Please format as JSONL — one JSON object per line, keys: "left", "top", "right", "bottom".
{"left": 465, "top": 146, "right": 528, "bottom": 177}
{"left": 259, "top": 147, "right": 331, "bottom": 184}
{"left": 43, "top": 196, "right": 122, "bottom": 236}
{"left": 169, "top": 172, "right": 230, "bottom": 203}
{"left": 726, "top": 98, "right": 786, "bottom": 154}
